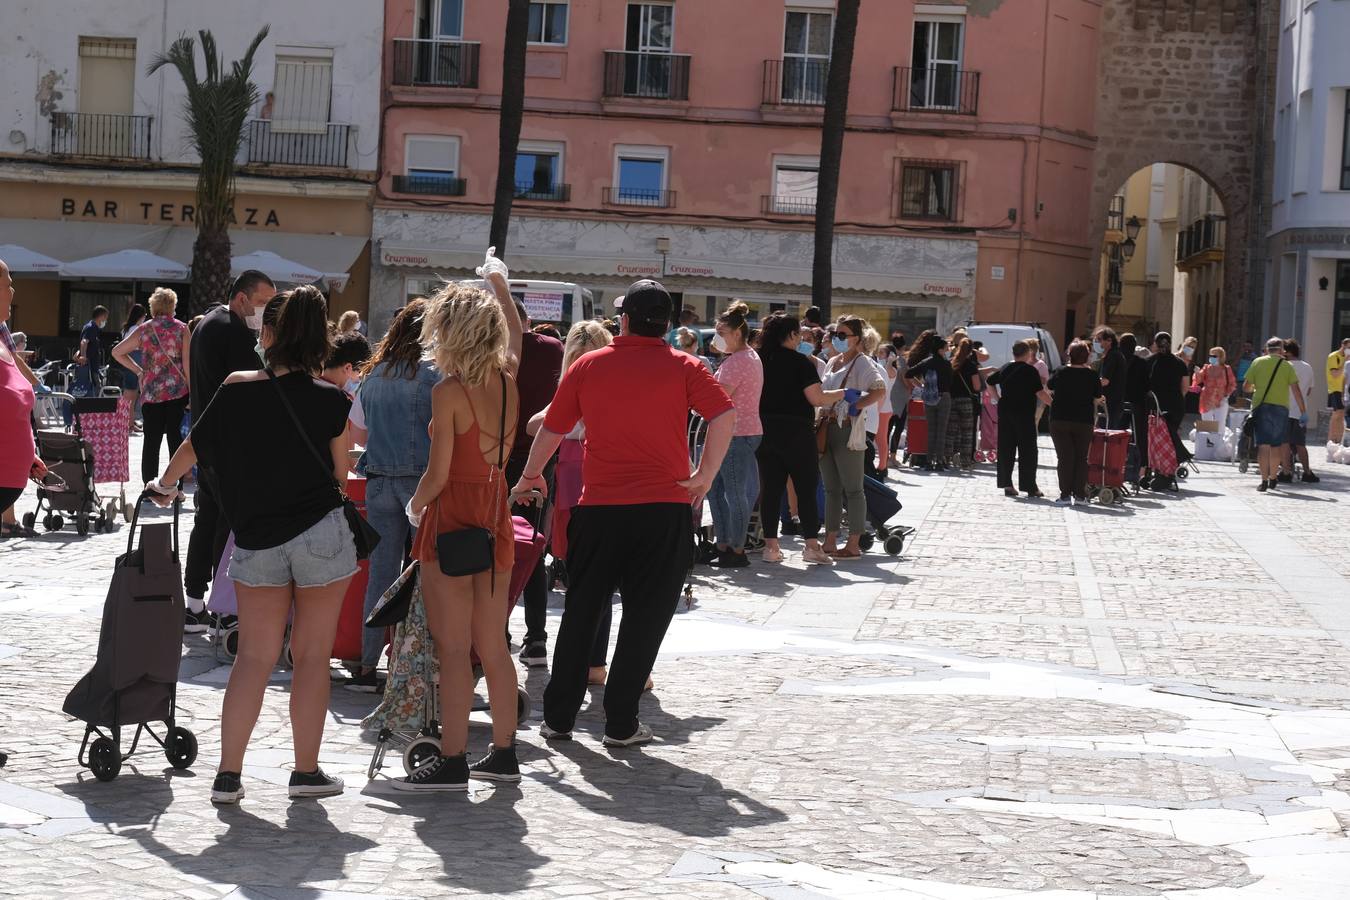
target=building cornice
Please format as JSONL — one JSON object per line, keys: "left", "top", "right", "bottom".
{"left": 0, "top": 158, "right": 375, "bottom": 200}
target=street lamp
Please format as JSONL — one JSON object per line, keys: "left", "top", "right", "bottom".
{"left": 1120, "top": 236, "right": 1137, "bottom": 262}
{"left": 1125, "top": 216, "right": 1142, "bottom": 240}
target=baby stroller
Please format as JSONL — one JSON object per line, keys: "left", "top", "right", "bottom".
{"left": 853, "top": 475, "right": 915, "bottom": 556}
{"left": 26, "top": 397, "right": 127, "bottom": 536}
{"left": 364, "top": 502, "right": 546, "bottom": 778}
{"left": 62, "top": 494, "right": 198, "bottom": 781}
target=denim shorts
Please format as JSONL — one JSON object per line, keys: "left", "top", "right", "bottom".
{"left": 1251, "top": 403, "right": 1289, "bottom": 447}
{"left": 1331, "top": 392, "right": 1344, "bottom": 412}
{"left": 228, "top": 508, "right": 359, "bottom": 589}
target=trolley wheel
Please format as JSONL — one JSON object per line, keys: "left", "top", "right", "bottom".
{"left": 1098, "top": 487, "right": 1115, "bottom": 505}
{"left": 1176, "top": 466, "right": 1189, "bottom": 480}
{"left": 88, "top": 737, "right": 121, "bottom": 782}
{"left": 402, "top": 736, "right": 442, "bottom": 775}
{"left": 222, "top": 628, "right": 240, "bottom": 660}
{"left": 884, "top": 533, "right": 905, "bottom": 556}
{"left": 858, "top": 532, "right": 875, "bottom": 552}
{"left": 76, "top": 517, "right": 89, "bottom": 536}
{"left": 165, "top": 727, "right": 198, "bottom": 770}
{"left": 21, "top": 512, "right": 35, "bottom": 532}
{"left": 122, "top": 502, "right": 134, "bottom": 523}
{"left": 282, "top": 642, "right": 294, "bottom": 670}
{"left": 105, "top": 499, "right": 118, "bottom": 526}
{"left": 1238, "top": 459, "right": 1249, "bottom": 474}
{"left": 516, "top": 687, "right": 531, "bottom": 725}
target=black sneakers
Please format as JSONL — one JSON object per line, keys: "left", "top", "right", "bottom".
{"left": 344, "top": 670, "right": 384, "bottom": 693}
{"left": 210, "top": 771, "right": 245, "bottom": 805}
{"left": 288, "top": 768, "right": 345, "bottom": 799}
{"left": 392, "top": 754, "right": 469, "bottom": 792}
{"left": 469, "top": 744, "right": 521, "bottom": 783}
{"left": 709, "top": 550, "right": 750, "bottom": 568}
{"left": 1302, "top": 470, "right": 1320, "bottom": 483}
{"left": 1258, "top": 480, "right": 1269, "bottom": 492}
{"left": 1277, "top": 471, "right": 1294, "bottom": 483}
{"left": 518, "top": 641, "right": 547, "bottom": 668}
{"left": 183, "top": 608, "right": 210, "bottom": 634}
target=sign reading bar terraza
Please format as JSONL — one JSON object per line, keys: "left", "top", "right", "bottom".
{"left": 60, "top": 198, "right": 281, "bottom": 227}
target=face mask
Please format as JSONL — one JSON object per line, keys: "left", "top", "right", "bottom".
{"left": 1208, "top": 356, "right": 1219, "bottom": 366}
{"left": 797, "top": 341, "right": 815, "bottom": 356}
{"left": 831, "top": 336, "right": 850, "bottom": 354}
{"left": 345, "top": 378, "right": 361, "bottom": 396}
{"left": 1182, "top": 346, "right": 1194, "bottom": 357}
{"left": 711, "top": 333, "right": 729, "bottom": 354}
{"left": 245, "top": 308, "right": 264, "bottom": 331}
{"left": 1092, "top": 340, "right": 1103, "bottom": 355}
{"left": 943, "top": 351, "right": 952, "bottom": 360}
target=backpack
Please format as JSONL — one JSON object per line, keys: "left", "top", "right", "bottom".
{"left": 921, "top": 368, "right": 940, "bottom": 406}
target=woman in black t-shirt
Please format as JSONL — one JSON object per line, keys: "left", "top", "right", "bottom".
{"left": 756, "top": 313, "right": 846, "bottom": 566}
{"left": 150, "top": 285, "right": 355, "bottom": 806}
{"left": 905, "top": 330, "right": 953, "bottom": 470}
{"left": 1046, "top": 340, "right": 1103, "bottom": 504}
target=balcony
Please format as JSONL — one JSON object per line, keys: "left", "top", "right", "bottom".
{"left": 1176, "top": 215, "right": 1226, "bottom": 270}
{"left": 603, "top": 51, "right": 691, "bottom": 101}
{"left": 603, "top": 186, "right": 675, "bottom": 208}
{"left": 49, "top": 112, "right": 153, "bottom": 160}
{"left": 391, "top": 38, "right": 481, "bottom": 89}
{"left": 1104, "top": 261, "right": 1123, "bottom": 310}
{"left": 761, "top": 195, "right": 816, "bottom": 217}
{"left": 763, "top": 58, "right": 829, "bottom": 107}
{"left": 244, "top": 120, "right": 350, "bottom": 168}
{"left": 1104, "top": 195, "right": 1125, "bottom": 240}
{"left": 514, "top": 181, "right": 571, "bottom": 202}
{"left": 892, "top": 67, "right": 979, "bottom": 116}
{"left": 393, "top": 174, "right": 467, "bottom": 196}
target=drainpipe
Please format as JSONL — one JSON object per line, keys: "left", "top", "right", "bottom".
{"left": 1244, "top": 1, "right": 1274, "bottom": 349}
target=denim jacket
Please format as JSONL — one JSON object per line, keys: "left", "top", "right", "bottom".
{"left": 356, "top": 359, "right": 439, "bottom": 477}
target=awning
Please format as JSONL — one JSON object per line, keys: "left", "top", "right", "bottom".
{"left": 62, "top": 249, "right": 189, "bottom": 280}
{"left": 231, "top": 250, "right": 323, "bottom": 284}
{"left": 0, "top": 243, "right": 63, "bottom": 273}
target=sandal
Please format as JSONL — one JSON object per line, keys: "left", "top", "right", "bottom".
{"left": 831, "top": 548, "right": 863, "bottom": 560}
{"left": 761, "top": 546, "right": 785, "bottom": 563}
{"left": 0, "top": 522, "right": 26, "bottom": 538}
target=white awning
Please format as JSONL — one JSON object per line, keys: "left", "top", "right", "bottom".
{"left": 0, "top": 243, "right": 63, "bottom": 273}
{"left": 231, "top": 250, "right": 323, "bottom": 284}
{"left": 61, "top": 249, "right": 189, "bottom": 280}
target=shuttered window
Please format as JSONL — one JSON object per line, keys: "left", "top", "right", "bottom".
{"left": 272, "top": 50, "right": 333, "bottom": 134}
{"left": 406, "top": 135, "right": 459, "bottom": 183}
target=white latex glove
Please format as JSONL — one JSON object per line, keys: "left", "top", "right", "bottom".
{"left": 475, "top": 246, "right": 509, "bottom": 282}
{"left": 405, "top": 499, "right": 424, "bottom": 529}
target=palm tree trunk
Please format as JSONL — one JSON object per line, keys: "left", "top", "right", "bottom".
{"left": 489, "top": 0, "right": 531, "bottom": 257}
{"left": 811, "top": 0, "right": 861, "bottom": 322}
{"left": 193, "top": 227, "right": 232, "bottom": 315}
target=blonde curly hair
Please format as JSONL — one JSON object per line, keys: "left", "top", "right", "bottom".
{"left": 419, "top": 283, "right": 508, "bottom": 387}
{"left": 563, "top": 319, "right": 613, "bottom": 372}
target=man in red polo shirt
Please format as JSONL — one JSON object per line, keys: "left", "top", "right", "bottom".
{"left": 512, "top": 280, "right": 734, "bottom": 747}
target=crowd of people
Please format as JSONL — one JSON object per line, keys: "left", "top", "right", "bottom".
{"left": 3, "top": 243, "right": 1349, "bottom": 796}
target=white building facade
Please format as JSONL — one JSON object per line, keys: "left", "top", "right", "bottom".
{"left": 0, "top": 1, "right": 382, "bottom": 338}
{"left": 1266, "top": 0, "right": 1350, "bottom": 405}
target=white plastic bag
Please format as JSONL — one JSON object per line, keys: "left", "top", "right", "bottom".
{"left": 847, "top": 413, "right": 868, "bottom": 451}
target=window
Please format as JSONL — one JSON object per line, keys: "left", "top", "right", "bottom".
{"left": 515, "top": 141, "right": 565, "bottom": 200}
{"left": 911, "top": 19, "right": 963, "bottom": 109}
{"left": 770, "top": 156, "right": 819, "bottom": 215}
{"left": 1341, "top": 90, "right": 1350, "bottom": 191}
{"left": 613, "top": 145, "right": 669, "bottom": 206}
{"left": 528, "top": 1, "right": 568, "bottom": 44}
{"left": 782, "top": 10, "right": 831, "bottom": 104}
{"left": 272, "top": 49, "right": 333, "bottom": 134}
{"left": 899, "top": 161, "right": 958, "bottom": 221}
{"left": 404, "top": 135, "right": 460, "bottom": 191}
{"left": 626, "top": 3, "right": 674, "bottom": 53}
{"left": 434, "top": 0, "right": 463, "bottom": 37}
{"left": 77, "top": 37, "right": 136, "bottom": 116}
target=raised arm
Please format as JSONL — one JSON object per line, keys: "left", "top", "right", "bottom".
{"left": 480, "top": 247, "right": 522, "bottom": 374}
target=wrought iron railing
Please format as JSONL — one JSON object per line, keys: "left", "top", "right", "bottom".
{"left": 603, "top": 51, "right": 691, "bottom": 101}
{"left": 393, "top": 174, "right": 468, "bottom": 196}
{"left": 603, "top": 186, "right": 675, "bottom": 208}
{"left": 761, "top": 195, "right": 816, "bottom": 216}
{"left": 514, "top": 181, "right": 571, "bottom": 202}
{"left": 244, "top": 120, "right": 350, "bottom": 168}
{"left": 1106, "top": 195, "right": 1125, "bottom": 233}
{"left": 391, "top": 38, "right": 481, "bottom": 88}
{"left": 49, "top": 112, "right": 153, "bottom": 159}
{"left": 1176, "top": 216, "right": 1226, "bottom": 263}
{"left": 763, "top": 58, "right": 829, "bottom": 106}
{"left": 892, "top": 67, "right": 980, "bottom": 115}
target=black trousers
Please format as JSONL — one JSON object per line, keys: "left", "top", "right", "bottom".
{"left": 888, "top": 404, "right": 908, "bottom": 454}
{"left": 184, "top": 471, "right": 229, "bottom": 599}
{"left": 505, "top": 454, "right": 554, "bottom": 646}
{"left": 1050, "top": 421, "right": 1092, "bottom": 498}
{"left": 756, "top": 418, "right": 821, "bottom": 540}
{"left": 140, "top": 395, "right": 188, "bottom": 484}
{"left": 0, "top": 486, "right": 21, "bottom": 515}
{"left": 543, "top": 503, "right": 692, "bottom": 737}
{"left": 997, "top": 409, "right": 1040, "bottom": 491}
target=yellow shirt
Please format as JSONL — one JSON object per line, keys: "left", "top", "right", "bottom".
{"left": 1328, "top": 349, "right": 1347, "bottom": 395}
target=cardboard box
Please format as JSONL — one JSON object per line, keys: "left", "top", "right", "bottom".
{"left": 1195, "top": 419, "right": 1219, "bottom": 433}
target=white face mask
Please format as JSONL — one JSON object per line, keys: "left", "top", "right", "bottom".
{"left": 711, "top": 333, "right": 729, "bottom": 354}
{"left": 344, "top": 378, "right": 360, "bottom": 396}
{"left": 245, "top": 308, "right": 264, "bottom": 331}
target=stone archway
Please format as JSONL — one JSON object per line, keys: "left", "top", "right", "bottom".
{"left": 1090, "top": 0, "right": 1277, "bottom": 350}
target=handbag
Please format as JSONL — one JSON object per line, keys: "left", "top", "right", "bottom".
{"left": 365, "top": 561, "right": 418, "bottom": 629}
{"left": 266, "top": 368, "right": 381, "bottom": 560}
{"left": 1241, "top": 358, "right": 1282, "bottom": 442}
{"left": 435, "top": 373, "right": 507, "bottom": 578}
{"left": 815, "top": 356, "right": 860, "bottom": 457}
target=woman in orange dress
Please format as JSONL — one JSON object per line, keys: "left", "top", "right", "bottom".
{"left": 394, "top": 249, "right": 524, "bottom": 792}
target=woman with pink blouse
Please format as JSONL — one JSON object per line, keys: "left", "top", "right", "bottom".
{"left": 708, "top": 302, "right": 764, "bottom": 568}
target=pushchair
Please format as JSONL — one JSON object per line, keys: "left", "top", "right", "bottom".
{"left": 62, "top": 494, "right": 198, "bottom": 781}
{"left": 364, "top": 500, "right": 546, "bottom": 778}
{"left": 26, "top": 396, "right": 131, "bottom": 535}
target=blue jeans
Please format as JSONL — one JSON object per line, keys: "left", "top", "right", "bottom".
{"left": 709, "top": 435, "right": 761, "bottom": 551}
{"left": 361, "top": 474, "right": 419, "bottom": 668}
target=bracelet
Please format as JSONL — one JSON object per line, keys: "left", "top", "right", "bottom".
{"left": 522, "top": 471, "right": 542, "bottom": 481}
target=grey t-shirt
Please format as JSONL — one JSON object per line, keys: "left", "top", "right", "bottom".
{"left": 890, "top": 356, "right": 910, "bottom": 414}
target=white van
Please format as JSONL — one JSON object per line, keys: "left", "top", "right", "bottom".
{"left": 965, "top": 324, "right": 1063, "bottom": 371}
{"left": 459, "top": 279, "right": 595, "bottom": 332}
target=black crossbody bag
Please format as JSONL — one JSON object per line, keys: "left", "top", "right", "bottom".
{"left": 1241, "top": 358, "right": 1283, "bottom": 441}
{"left": 267, "top": 369, "right": 381, "bottom": 560}
{"left": 435, "top": 373, "right": 507, "bottom": 578}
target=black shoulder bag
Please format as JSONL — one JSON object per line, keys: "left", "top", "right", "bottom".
{"left": 435, "top": 373, "right": 507, "bottom": 578}
{"left": 266, "top": 368, "right": 381, "bottom": 560}
{"left": 1241, "top": 357, "right": 1283, "bottom": 442}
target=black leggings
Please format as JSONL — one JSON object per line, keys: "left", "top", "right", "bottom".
{"left": 140, "top": 395, "right": 188, "bottom": 484}
{"left": 757, "top": 418, "right": 821, "bottom": 540}
{"left": 888, "top": 405, "right": 909, "bottom": 453}
{"left": 0, "top": 486, "right": 22, "bottom": 516}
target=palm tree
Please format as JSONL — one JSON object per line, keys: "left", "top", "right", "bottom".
{"left": 811, "top": 0, "right": 861, "bottom": 321}
{"left": 149, "top": 27, "right": 269, "bottom": 315}
{"left": 489, "top": 0, "right": 531, "bottom": 257}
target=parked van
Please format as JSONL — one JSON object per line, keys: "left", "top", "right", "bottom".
{"left": 965, "top": 324, "right": 1063, "bottom": 371}
{"left": 458, "top": 279, "right": 595, "bottom": 332}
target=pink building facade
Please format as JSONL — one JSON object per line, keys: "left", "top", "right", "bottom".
{"left": 370, "top": 0, "right": 1101, "bottom": 339}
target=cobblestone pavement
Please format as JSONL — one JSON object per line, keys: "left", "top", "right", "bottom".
{"left": 2, "top": 436, "right": 1350, "bottom": 899}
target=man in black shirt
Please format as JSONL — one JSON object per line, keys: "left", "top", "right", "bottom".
{"left": 987, "top": 340, "right": 1050, "bottom": 498}
{"left": 182, "top": 270, "right": 276, "bottom": 630}
{"left": 1093, "top": 326, "right": 1128, "bottom": 429}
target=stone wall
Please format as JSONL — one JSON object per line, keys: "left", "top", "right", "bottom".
{"left": 1091, "top": 0, "right": 1277, "bottom": 347}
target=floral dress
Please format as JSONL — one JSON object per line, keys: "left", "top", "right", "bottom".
{"left": 138, "top": 316, "right": 189, "bottom": 404}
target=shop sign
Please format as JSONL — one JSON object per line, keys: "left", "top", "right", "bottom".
{"left": 615, "top": 262, "right": 662, "bottom": 277}
{"left": 922, "top": 282, "right": 965, "bottom": 296}
{"left": 60, "top": 198, "right": 281, "bottom": 227}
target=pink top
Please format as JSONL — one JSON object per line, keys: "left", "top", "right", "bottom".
{"left": 137, "top": 316, "right": 189, "bottom": 404}
{"left": 0, "top": 351, "right": 35, "bottom": 488}
{"left": 715, "top": 348, "right": 764, "bottom": 436}
{"left": 1194, "top": 363, "right": 1235, "bottom": 414}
